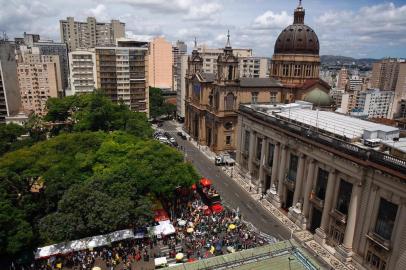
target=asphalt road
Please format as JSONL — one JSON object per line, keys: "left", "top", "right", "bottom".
{"left": 161, "top": 121, "right": 291, "bottom": 241}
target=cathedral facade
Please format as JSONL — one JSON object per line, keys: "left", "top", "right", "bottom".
{"left": 185, "top": 2, "right": 332, "bottom": 153}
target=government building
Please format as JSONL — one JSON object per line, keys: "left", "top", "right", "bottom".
{"left": 236, "top": 101, "right": 406, "bottom": 270}
{"left": 184, "top": 1, "right": 332, "bottom": 154}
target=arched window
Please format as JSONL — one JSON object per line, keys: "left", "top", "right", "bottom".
{"left": 225, "top": 92, "right": 235, "bottom": 111}
{"left": 228, "top": 65, "right": 233, "bottom": 80}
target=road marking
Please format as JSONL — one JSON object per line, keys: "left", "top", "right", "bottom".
{"left": 223, "top": 182, "right": 229, "bottom": 186}
{"left": 234, "top": 192, "right": 240, "bottom": 198}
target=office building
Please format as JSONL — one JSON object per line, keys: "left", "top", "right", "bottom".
{"left": 236, "top": 103, "right": 405, "bottom": 270}
{"left": 68, "top": 50, "right": 97, "bottom": 95}
{"left": 0, "top": 41, "right": 21, "bottom": 123}
{"left": 17, "top": 47, "right": 62, "bottom": 116}
{"left": 59, "top": 17, "right": 125, "bottom": 51}
{"left": 95, "top": 46, "right": 149, "bottom": 114}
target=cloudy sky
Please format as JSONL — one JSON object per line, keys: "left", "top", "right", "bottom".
{"left": 1, "top": 0, "right": 405, "bottom": 58}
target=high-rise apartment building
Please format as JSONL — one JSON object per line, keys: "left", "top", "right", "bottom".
{"left": 14, "top": 33, "right": 69, "bottom": 93}
{"left": 352, "top": 89, "right": 394, "bottom": 119}
{"left": 95, "top": 46, "right": 149, "bottom": 114}
{"left": 34, "top": 41, "right": 69, "bottom": 92}
{"left": 173, "top": 41, "right": 187, "bottom": 119}
{"left": 336, "top": 67, "right": 348, "bottom": 90}
{"left": 239, "top": 57, "right": 270, "bottom": 78}
{"left": 68, "top": 50, "right": 97, "bottom": 95}
{"left": 60, "top": 17, "right": 125, "bottom": 51}
{"left": 148, "top": 37, "right": 173, "bottom": 90}
{"left": 17, "top": 47, "right": 62, "bottom": 116}
{"left": 391, "top": 63, "right": 406, "bottom": 119}
{"left": 197, "top": 45, "right": 252, "bottom": 74}
{"left": 371, "top": 58, "right": 404, "bottom": 91}
{"left": 0, "top": 41, "right": 22, "bottom": 123}
{"left": 348, "top": 75, "right": 363, "bottom": 91}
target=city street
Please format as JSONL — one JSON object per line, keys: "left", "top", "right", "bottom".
{"left": 161, "top": 121, "right": 291, "bottom": 241}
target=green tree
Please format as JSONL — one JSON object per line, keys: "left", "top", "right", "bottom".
{"left": 0, "top": 123, "right": 27, "bottom": 156}
{"left": 149, "top": 87, "right": 165, "bottom": 119}
{"left": 0, "top": 131, "right": 199, "bottom": 259}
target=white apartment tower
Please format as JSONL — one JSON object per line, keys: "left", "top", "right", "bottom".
{"left": 69, "top": 50, "right": 97, "bottom": 95}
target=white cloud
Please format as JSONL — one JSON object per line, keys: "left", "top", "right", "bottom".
{"left": 314, "top": 2, "right": 406, "bottom": 56}
{"left": 86, "top": 4, "right": 107, "bottom": 19}
{"left": 253, "top": 10, "right": 292, "bottom": 30}
{"left": 110, "top": 0, "right": 222, "bottom": 20}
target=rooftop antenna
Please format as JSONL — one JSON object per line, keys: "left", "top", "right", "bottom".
{"left": 226, "top": 29, "right": 231, "bottom": 47}
{"left": 194, "top": 36, "right": 197, "bottom": 49}
{"left": 299, "top": 0, "right": 302, "bottom": 7}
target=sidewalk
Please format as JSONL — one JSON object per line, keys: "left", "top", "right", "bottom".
{"left": 176, "top": 124, "right": 357, "bottom": 270}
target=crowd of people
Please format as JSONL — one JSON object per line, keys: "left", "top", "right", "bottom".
{"left": 17, "top": 185, "right": 268, "bottom": 270}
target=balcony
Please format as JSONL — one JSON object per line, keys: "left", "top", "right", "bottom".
{"left": 330, "top": 209, "right": 347, "bottom": 224}
{"left": 366, "top": 232, "right": 391, "bottom": 251}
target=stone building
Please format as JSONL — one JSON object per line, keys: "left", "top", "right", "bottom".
{"left": 184, "top": 34, "right": 284, "bottom": 153}
{"left": 184, "top": 1, "right": 332, "bottom": 153}
{"left": 236, "top": 103, "right": 406, "bottom": 270}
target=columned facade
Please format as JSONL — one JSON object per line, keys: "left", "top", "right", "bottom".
{"left": 236, "top": 107, "right": 406, "bottom": 270}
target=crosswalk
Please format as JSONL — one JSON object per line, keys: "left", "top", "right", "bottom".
{"left": 158, "top": 243, "right": 183, "bottom": 264}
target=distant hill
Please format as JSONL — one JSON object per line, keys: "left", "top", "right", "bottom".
{"left": 321, "top": 55, "right": 378, "bottom": 70}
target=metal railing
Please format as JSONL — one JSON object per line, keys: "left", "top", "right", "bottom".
{"left": 239, "top": 105, "right": 406, "bottom": 176}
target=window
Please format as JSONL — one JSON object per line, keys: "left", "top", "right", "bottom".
{"left": 375, "top": 198, "right": 398, "bottom": 240}
{"left": 267, "top": 143, "right": 275, "bottom": 167}
{"left": 336, "top": 180, "right": 353, "bottom": 215}
{"left": 270, "top": 92, "right": 277, "bottom": 103}
{"left": 244, "top": 130, "right": 250, "bottom": 153}
{"left": 251, "top": 92, "right": 258, "bottom": 104}
{"left": 283, "top": 64, "right": 289, "bottom": 76}
{"left": 256, "top": 138, "right": 263, "bottom": 160}
{"left": 306, "top": 65, "right": 312, "bottom": 77}
{"left": 228, "top": 65, "right": 233, "bottom": 80}
{"left": 315, "top": 168, "right": 329, "bottom": 200}
{"left": 294, "top": 65, "right": 301, "bottom": 76}
{"left": 225, "top": 92, "right": 235, "bottom": 111}
{"left": 226, "top": 136, "right": 231, "bottom": 145}
{"left": 287, "top": 154, "right": 298, "bottom": 181}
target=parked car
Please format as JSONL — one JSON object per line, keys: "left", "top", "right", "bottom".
{"left": 177, "top": 132, "right": 187, "bottom": 140}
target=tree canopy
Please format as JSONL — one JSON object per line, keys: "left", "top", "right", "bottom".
{"left": 0, "top": 92, "right": 199, "bottom": 264}
{"left": 0, "top": 131, "right": 199, "bottom": 260}
{"left": 45, "top": 91, "right": 153, "bottom": 138}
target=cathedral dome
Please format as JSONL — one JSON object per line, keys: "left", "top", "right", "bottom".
{"left": 274, "top": 1, "right": 320, "bottom": 55}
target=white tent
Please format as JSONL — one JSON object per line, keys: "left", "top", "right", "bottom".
{"left": 149, "top": 220, "right": 176, "bottom": 236}
{"left": 35, "top": 229, "right": 136, "bottom": 259}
